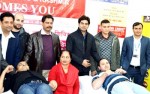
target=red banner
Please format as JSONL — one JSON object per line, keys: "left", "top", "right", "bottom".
{"left": 98, "top": 25, "right": 126, "bottom": 38}
{"left": 0, "top": 0, "right": 85, "bottom": 18}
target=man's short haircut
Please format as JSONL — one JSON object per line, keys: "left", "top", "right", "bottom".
{"left": 78, "top": 15, "right": 90, "bottom": 25}
{"left": 100, "top": 19, "right": 110, "bottom": 25}
{"left": 132, "top": 22, "right": 143, "bottom": 29}
{"left": 41, "top": 14, "right": 54, "bottom": 22}
{"left": 0, "top": 12, "right": 14, "bottom": 21}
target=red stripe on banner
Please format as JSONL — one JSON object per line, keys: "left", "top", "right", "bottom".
{"left": 0, "top": 0, "right": 85, "bottom": 18}
{"left": 111, "top": 26, "right": 126, "bottom": 38}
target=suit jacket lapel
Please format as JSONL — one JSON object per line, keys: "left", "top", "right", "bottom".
{"left": 51, "top": 33, "right": 56, "bottom": 47}
{"left": 6, "top": 37, "right": 16, "bottom": 60}
{"left": 130, "top": 36, "right": 134, "bottom": 53}
{"left": 37, "top": 31, "right": 43, "bottom": 50}
{"left": 140, "top": 36, "right": 144, "bottom": 58}
{"left": 0, "top": 34, "right": 1, "bottom": 41}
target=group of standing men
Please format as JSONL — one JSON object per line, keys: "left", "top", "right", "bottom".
{"left": 66, "top": 15, "right": 150, "bottom": 86}
{"left": 0, "top": 12, "right": 61, "bottom": 76}
{"left": 0, "top": 11, "right": 149, "bottom": 93}
{"left": 0, "top": 12, "right": 61, "bottom": 92}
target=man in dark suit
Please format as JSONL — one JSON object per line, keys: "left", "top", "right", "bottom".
{"left": 0, "top": 12, "right": 20, "bottom": 68}
{"left": 66, "top": 15, "right": 100, "bottom": 76}
{"left": 121, "top": 22, "right": 150, "bottom": 85}
{"left": 0, "top": 12, "right": 18, "bottom": 92}
{"left": 24, "top": 14, "right": 61, "bottom": 77}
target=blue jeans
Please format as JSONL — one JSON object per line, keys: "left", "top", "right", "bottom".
{"left": 17, "top": 82, "right": 53, "bottom": 94}
{"left": 111, "top": 81, "right": 150, "bottom": 94}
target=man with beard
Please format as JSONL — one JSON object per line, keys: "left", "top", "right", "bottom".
{"left": 12, "top": 13, "right": 30, "bottom": 61}
{"left": 24, "top": 14, "right": 61, "bottom": 78}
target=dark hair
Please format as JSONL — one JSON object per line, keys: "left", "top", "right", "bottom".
{"left": 78, "top": 15, "right": 90, "bottom": 24}
{"left": 98, "top": 58, "right": 110, "bottom": 66}
{"left": 132, "top": 22, "right": 143, "bottom": 29}
{"left": 100, "top": 19, "right": 110, "bottom": 25}
{"left": 41, "top": 14, "right": 54, "bottom": 22}
{"left": 61, "top": 50, "right": 72, "bottom": 59}
{"left": 0, "top": 12, "right": 14, "bottom": 21}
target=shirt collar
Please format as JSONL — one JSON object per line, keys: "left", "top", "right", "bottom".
{"left": 99, "top": 32, "right": 111, "bottom": 40}
{"left": 8, "top": 31, "right": 15, "bottom": 38}
{"left": 0, "top": 27, "right": 3, "bottom": 34}
{"left": 0, "top": 27, "right": 15, "bottom": 38}
{"left": 133, "top": 35, "right": 142, "bottom": 41}
{"left": 41, "top": 29, "right": 52, "bottom": 35}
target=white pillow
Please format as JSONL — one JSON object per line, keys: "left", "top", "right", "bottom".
{"left": 79, "top": 76, "right": 107, "bottom": 94}
{"left": 2, "top": 90, "right": 13, "bottom": 94}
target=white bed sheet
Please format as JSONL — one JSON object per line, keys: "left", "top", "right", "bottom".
{"left": 79, "top": 75, "right": 107, "bottom": 94}
{"left": 3, "top": 76, "right": 107, "bottom": 94}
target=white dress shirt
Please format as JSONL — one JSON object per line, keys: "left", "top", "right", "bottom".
{"left": 0, "top": 28, "right": 15, "bottom": 59}
{"left": 130, "top": 36, "right": 142, "bottom": 66}
{"left": 41, "top": 29, "right": 52, "bottom": 35}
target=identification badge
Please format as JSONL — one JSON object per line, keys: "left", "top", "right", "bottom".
{"left": 133, "top": 55, "right": 138, "bottom": 57}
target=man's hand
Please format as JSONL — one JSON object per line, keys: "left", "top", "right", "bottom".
{"left": 91, "top": 70, "right": 97, "bottom": 76}
{"left": 3, "top": 65, "right": 14, "bottom": 73}
{"left": 115, "top": 68, "right": 127, "bottom": 74}
{"left": 82, "top": 59, "right": 91, "bottom": 68}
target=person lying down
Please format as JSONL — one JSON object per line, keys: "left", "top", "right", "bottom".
{"left": 92, "top": 59, "right": 150, "bottom": 94}
{"left": 4, "top": 61, "right": 53, "bottom": 94}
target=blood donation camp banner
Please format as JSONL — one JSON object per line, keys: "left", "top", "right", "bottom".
{"left": 0, "top": 0, "right": 85, "bottom": 18}
{"left": 0, "top": 0, "right": 85, "bottom": 50}
{"left": 142, "top": 16, "right": 150, "bottom": 38}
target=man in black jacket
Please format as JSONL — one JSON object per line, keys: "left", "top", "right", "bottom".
{"left": 11, "top": 13, "right": 30, "bottom": 61}
{"left": 24, "top": 14, "right": 61, "bottom": 77}
{"left": 66, "top": 15, "right": 100, "bottom": 76}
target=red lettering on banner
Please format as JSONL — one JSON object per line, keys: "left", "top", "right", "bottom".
{"left": 60, "top": 40, "right": 66, "bottom": 50}
{"left": 0, "top": 0, "right": 85, "bottom": 18}
{"left": 55, "top": 30, "right": 70, "bottom": 37}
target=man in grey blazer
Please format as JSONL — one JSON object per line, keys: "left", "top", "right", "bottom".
{"left": 121, "top": 22, "right": 150, "bottom": 85}
{"left": 24, "top": 14, "right": 61, "bottom": 77}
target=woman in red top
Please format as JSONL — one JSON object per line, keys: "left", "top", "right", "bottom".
{"left": 48, "top": 50, "right": 79, "bottom": 94}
